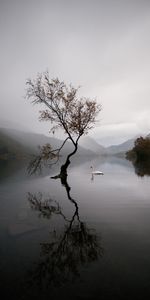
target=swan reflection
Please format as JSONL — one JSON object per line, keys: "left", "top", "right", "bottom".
{"left": 90, "top": 166, "right": 104, "bottom": 175}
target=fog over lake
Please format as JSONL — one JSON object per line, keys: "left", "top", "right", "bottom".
{"left": 1, "top": 1, "right": 150, "bottom": 298}
{"left": 0, "top": 156, "right": 150, "bottom": 299}
{"left": 1, "top": 0, "right": 150, "bottom": 144}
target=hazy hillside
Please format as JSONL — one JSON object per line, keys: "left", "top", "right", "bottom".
{"left": 3, "top": 127, "right": 143, "bottom": 160}
{"left": 4, "top": 128, "right": 104, "bottom": 156}
{"left": 107, "top": 133, "right": 150, "bottom": 156}
{"left": 0, "top": 129, "right": 32, "bottom": 160}
{"left": 0, "top": 128, "right": 95, "bottom": 160}
{"left": 107, "top": 138, "right": 135, "bottom": 155}
{"left": 79, "top": 136, "right": 106, "bottom": 155}
{"left": 0, "top": 128, "right": 62, "bottom": 153}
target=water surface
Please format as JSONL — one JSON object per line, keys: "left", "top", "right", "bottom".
{"left": 0, "top": 156, "right": 150, "bottom": 299}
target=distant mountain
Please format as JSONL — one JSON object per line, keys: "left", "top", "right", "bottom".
{"left": 0, "top": 128, "right": 95, "bottom": 160}
{"left": 107, "top": 138, "right": 135, "bottom": 155}
{"left": 107, "top": 134, "right": 150, "bottom": 156}
{"left": 3, "top": 127, "right": 142, "bottom": 160}
{"left": 0, "top": 128, "right": 62, "bottom": 154}
{"left": 79, "top": 136, "right": 106, "bottom": 155}
{"left": 0, "top": 129, "right": 32, "bottom": 160}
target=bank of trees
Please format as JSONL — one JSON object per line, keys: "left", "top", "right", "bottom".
{"left": 126, "top": 136, "right": 150, "bottom": 161}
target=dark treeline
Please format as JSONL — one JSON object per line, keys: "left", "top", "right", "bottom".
{"left": 126, "top": 136, "right": 150, "bottom": 177}
{"left": 126, "top": 136, "right": 150, "bottom": 161}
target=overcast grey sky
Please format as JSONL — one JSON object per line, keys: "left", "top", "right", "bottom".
{"left": 0, "top": 0, "right": 150, "bottom": 145}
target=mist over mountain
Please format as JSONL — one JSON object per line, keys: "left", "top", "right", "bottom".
{"left": 79, "top": 136, "right": 106, "bottom": 155}
{"left": 0, "top": 128, "right": 98, "bottom": 160}
{"left": 1, "top": 123, "right": 148, "bottom": 161}
{"left": 106, "top": 138, "right": 135, "bottom": 155}
{"left": 0, "top": 128, "right": 33, "bottom": 160}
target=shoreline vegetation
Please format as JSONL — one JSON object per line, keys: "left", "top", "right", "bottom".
{"left": 126, "top": 136, "right": 150, "bottom": 176}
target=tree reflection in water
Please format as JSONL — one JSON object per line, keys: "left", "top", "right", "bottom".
{"left": 132, "top": 159, "right": 150, "bottom": 177}
{"left": 27, "top": 175, "right": 103, "bottom": 289}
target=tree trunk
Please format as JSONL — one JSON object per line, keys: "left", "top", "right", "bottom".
{"left": 60, "top": 143, "right": 78, "bottom": 177}
{"left": 51, "top": 142, "right": 78, "bottom": 181}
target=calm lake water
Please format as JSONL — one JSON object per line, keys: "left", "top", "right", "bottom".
{"left": 0, "top": 156, "right": 150, "bottom": 299}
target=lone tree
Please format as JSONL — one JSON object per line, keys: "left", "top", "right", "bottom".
{"left": 26, "top": 71, "right": 101, "bottom": 177}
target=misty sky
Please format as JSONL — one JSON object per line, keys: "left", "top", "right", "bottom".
{"left": 0, "top": 0, "right": 150, "bottom": 145}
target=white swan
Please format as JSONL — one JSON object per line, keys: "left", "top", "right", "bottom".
{"left": 90, "top": 166, "right": 104, "bottom": 175}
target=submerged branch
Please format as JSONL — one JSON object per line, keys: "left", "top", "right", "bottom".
{"left": 27, "top": 137, "right": 70, "bottom": 175}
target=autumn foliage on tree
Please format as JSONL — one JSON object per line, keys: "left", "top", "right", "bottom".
{"left": 26, "top": 71, "right": 101, "bottom": 176}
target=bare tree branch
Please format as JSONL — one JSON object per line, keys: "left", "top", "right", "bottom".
{"left": 27, "top": 138, "right": 70, "bottom": 175}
